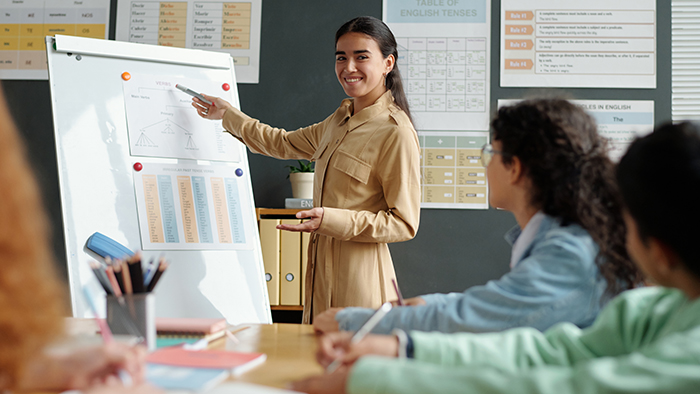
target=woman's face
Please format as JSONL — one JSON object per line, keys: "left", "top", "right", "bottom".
{"left": 486, "top": 140, "right": 511, "bottom": 209}
{"left": 335, "top": 32, "right": 393, "bottom": 105}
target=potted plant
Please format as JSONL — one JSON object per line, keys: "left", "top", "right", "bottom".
{"left": 286, "top": 160, "right": 314, "bottom": 199}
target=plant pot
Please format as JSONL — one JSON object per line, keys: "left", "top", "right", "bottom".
{"left": 289, "top": 172, "right": 314, "bottom": 199}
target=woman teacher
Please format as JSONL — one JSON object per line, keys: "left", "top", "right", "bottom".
{"left": 192, "top": 16, "right": 421, "bottom": 323}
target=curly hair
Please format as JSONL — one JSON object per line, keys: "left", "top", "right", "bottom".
{"left": 492, "top": 98, "right": 643, "bottom": 298}
{"left": 0, "top": 86, "right": 66, "bottom": 388}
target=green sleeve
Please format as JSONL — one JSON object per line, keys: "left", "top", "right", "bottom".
{"left": 348, "top": 344, "right": 700, "bottom": 394}
{"left": 410, "top": 287, "right": 674, "bottom": 373}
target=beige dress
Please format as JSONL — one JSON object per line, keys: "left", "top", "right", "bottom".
{"left": 222, "top": 91, "right": 421, "bottom": 323}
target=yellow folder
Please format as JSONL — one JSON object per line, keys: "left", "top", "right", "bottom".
{"left": 280, "top": 219, "right": 302, "bottom": 305}
{"left": 259, "top": 219, "right": 280, "bottom": 306}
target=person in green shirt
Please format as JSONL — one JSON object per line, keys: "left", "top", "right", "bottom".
{"left": 292, "top": 120, "right": 700, "bottom": 394}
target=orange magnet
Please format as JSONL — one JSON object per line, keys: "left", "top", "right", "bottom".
{"left": 122, "top": 72, "right": 131, "bottom": 81}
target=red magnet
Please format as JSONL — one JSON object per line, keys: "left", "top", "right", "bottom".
{"left": 133, "top": 162, "right": 143, "bottom": 171}
{"left": 122, "top": 72, "right": 131, "bottom": 81}
{"left": 222, "top": 83, "right": 230, "bottom": 91}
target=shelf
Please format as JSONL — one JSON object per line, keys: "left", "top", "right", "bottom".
{"left": 271, "top": 305, "right": 304, "bottom": 311}
{"left": 256, "top": 208, "right": 303, "bottom": 220}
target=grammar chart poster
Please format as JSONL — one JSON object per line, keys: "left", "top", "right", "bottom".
{"left": 383, "top": 0, "right": 491, "bottom": 210}
{"left": 115, "top": 0, "right": 262, "bottom": 83}
{"left": 133, "top": 162, "right": 250, "bottom": 250}
{"left": 500, "top": 0, "right": 656, "bottom": 88}
{"left": 0, "top": 0, "right": 110, "bottom": 80}
{"left": 499, "top": 99, "right": 654, "bottom": 161}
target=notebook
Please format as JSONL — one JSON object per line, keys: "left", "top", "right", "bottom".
{"left": 156, "top": 317, "right": 227, "bottom": 336}
{"left": 209, "top": 382, "right": 303, "bottom": 394}
{"left": 146, "top": 364, "right": 229, "bottom": 392}
{"left": 147, "top": 347, "right": 267, "bottom": 376}
{"left": 156, "top": 318, "right": 228, "bottom": 348}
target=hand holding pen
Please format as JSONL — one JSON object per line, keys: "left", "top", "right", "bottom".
{"left": 324, "top": 302, "right": 392, "bottom": 373}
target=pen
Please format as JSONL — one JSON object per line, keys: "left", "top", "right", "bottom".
{"left": 391, "top": 278, "right": 404, "bottom": 306}
{"left": 81, "top": 287, "right": 133, "bottom": 387}
{"left": 175, "top": 84, "right": 212, "bottom": 105}
{"left": 326, "top": 302, "right": 392, "bottom": 374}
{"left": 146, "top": 259, "right": 168, "bottom": 292}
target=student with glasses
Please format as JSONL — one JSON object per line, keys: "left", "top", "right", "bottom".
{"left": 313, "top": 98, "right": 643, "bottom": 335}
{"left": 295, "top": 120, "right": 700, "bottom": 394}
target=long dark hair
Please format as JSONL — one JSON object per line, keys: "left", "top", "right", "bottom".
{"left": 335, "top": 16, "right": 413, "bottom": 125}
{"left": 618, "top": 121, "right": 700, "bottom": 279}
{"left": 492, "top": 98, "right": 643, "bottom": 298}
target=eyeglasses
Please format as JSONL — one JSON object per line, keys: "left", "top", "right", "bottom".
{"left": 481, "top": 144, "right": 504, "bottom": 167}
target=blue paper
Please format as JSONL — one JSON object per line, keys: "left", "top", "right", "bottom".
{"left": 147, "top": 364, "right": 229, "bottom": 391}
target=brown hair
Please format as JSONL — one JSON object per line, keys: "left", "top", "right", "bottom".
{"left": 492, "top": 98, "right": 643, "bottom": 298}
{"left": 335, "top": 16, "right": 413, "bottom": 125}
{"left": 0, "top": 86, "right": 66, "bottom": 388}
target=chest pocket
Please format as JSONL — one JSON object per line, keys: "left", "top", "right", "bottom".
{"left": 333, "top": 150, "right": 371, "bottom": 185}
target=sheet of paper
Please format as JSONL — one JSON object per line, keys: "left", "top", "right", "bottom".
{"left": 498, "top": 99, "right": 654, "bottom": 161}
{"left": 384, "top": 0, "right": 491, "bottom": 209}
{"left": 123, "top": 74, "right": 240, "bottom": 162}
{"left": 133, "top": 162, "right": 250, "bottom": 250}
{"left": 500, "top": 0, "right": 656, "bottom": 88}
{"left": 115, "top": 1, "right": 262, "bottom": 83}
{"left": 0, "top": 0, "right": 110, "bottom": 80}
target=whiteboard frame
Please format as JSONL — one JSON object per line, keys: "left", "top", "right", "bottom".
{"left": 46, "top": 35, "right": 271, "bottom": 324}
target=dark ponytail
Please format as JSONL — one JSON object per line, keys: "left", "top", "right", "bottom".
{"left": 492, "top": 99, "right": 643, "bottom": 299}
{"left": 335, "top": 16, "right": 413, "bottom": 125}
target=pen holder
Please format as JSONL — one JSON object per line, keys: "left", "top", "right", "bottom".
{"left": 106, "top": 293, "right": 156, "bottom": 351}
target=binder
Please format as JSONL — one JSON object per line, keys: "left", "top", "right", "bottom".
{"left": 279, "top": 219, "right": 301, "bottom": 305}
{"left": 259, "top": 219, "right": 281, "bottom": 306}
{"left": 301, "top": 227, "right": 310, "bottom": 306}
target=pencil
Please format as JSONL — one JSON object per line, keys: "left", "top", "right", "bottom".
{"left": 89, "top": 261, "right": 113, "bottom": 295}
{"left": 128, "top": 252, "right": 144, "bottom": 293}
{"left": 146, "top": 260, "right": 168, "bottom": 292}
{"left": 391, "top": 278, "right": 404, "bottom": 306}
{"left": 120, "top": 259, "right": 133, "bottom": 294}
{"left": 112, "top": 259, "right": 125, "bottom": 293}
{"left": 105, "top": 266, "right": 122, "bottom": 297}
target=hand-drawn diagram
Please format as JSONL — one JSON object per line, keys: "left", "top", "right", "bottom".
{"left": 123, "top": 74, "right": 240, "bottom": 162}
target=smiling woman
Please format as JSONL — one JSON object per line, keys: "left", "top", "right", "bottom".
{"left": 190, "top": 16, "right": 421, "bottom": 323}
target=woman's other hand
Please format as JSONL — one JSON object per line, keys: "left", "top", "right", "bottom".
{"left": 277, "top": 208, "right": 324, "bottom": 233}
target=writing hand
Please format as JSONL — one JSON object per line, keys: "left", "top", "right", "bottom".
{"left": 20, "top": 342, "right": 147, "bottom": 391}
{"left": 403, "top": 296, "right": 426, "bottom": 306}
{"left": 313, "top": 308, "right": 342, "bottom": 334}
{"left": 192, "top": 94, "right": 232, "bottom": 120}
{"left": 316, "top": 332, "right": 399, "bottom": 369}
{"left": 277, "top": 208, "right": 324, "bottom": 233}
{"left": 290, "top": 365, "right": 349, "bottom": 394}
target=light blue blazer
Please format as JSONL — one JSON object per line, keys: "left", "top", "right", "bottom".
{"left": 336, "top": 214, "right": 607, "bottom": 334}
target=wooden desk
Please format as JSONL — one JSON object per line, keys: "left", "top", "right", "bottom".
{"left": 225, "top": 323, "right": 322, "bottom": 388}
{"left": 65, "top": 320, "right": 321, "bottom": 389}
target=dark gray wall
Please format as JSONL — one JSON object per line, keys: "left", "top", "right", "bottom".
{"left": 1, "top": 1, "right": 671, "bottom": 298}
